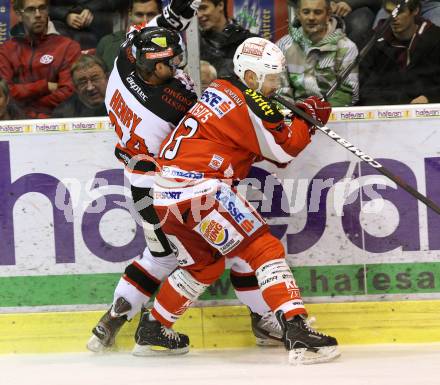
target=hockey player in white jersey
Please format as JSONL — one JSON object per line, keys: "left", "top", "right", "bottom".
{"left": 87, "top": 2, "right": 283, "bottom": 354}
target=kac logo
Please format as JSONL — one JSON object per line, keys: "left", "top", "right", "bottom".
{"left": 40, "top": 54, "right": 54, "bottom": 64}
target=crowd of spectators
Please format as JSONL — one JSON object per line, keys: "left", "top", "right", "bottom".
{"left": 0, "top": 78, "right": 25, "bottom": 120}
{"left": 0, "top": 0, "right": 81, "bottom": 118}
{"left": 278, "top": 0, "right": 359, "bottom": 107}
{"left": 360, "top": 0, "right": 440, "bottom": 105}
{"left": 49, "top": 0, "right": 125, "bottom": 49}
{"left": 96, "top": 0, "right": 162, "bottom": 71}
{"left": 52, "top": 54, "right": 108, "bottom": 117}
{"left": 0, "top": 0, "right": 439, "bottom": 121}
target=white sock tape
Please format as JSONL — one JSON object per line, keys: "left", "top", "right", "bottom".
{"left": 168, "top": 269, "right": 210, "bottom": 301}
{"left": 256, "top": 259, "right": 295, "bottom": 290}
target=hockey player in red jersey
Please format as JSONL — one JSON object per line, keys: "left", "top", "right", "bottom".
{"left": 141, "top": 36, "right": 341, "bottom": 364}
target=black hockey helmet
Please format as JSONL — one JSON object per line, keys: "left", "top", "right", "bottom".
{"left": 133, "top": 26, "right": 183, "bottom": 73}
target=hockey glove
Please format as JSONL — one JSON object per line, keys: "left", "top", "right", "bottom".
{"left": 158, "top": 0, "right": 201, "bottom": 31}
{"left": 169, "top": 0, "right": 201, "bottom": 18}
{"left": 295, "top": 96, "right": 331, "bottom": 134}
{"left": 175, "top": 69, "right": 196, "bottom": 91}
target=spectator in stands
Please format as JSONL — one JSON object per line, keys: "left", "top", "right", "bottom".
{"left": 359, "top": 0, "right": 440, "bottom": 105}
{"left": 0, "top": 78, "right": 25, "bottom": 120}
{"left": 198, "top": 0, "right": 258, "bottom": 77}
{"left": 277, "top": 0, "right": 359, "bottom": 106}
{"left": 0, "top": 0, "right": 81, "bottom": 119}
{"left": 49, "top": 0, "right": 124, "bottom": 49}
{"left": 96, "top": 0, "right": 162, "bottom": 71}
{"left": 330, "top": 0, "right": 382, "bottom": 48}
{"left": 52, "top": 55, "right": 108, "bottom": 118}
{"left": 374, "top": 0, "right": 440, "bottom": 27}
{"left": 200, "top": 60, "right": 217, "bottom": 91}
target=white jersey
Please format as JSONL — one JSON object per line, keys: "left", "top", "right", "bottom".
{"left": 105, "top": 34, "right": 197, "bottom": 187}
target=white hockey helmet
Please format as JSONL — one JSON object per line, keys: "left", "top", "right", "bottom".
{"left": 233, "top": 37, "right": 286, "bottom": 93}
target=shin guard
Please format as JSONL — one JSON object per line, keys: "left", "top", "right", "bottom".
{"left": 256, "top": 259, "right": 306, "bottom": 319}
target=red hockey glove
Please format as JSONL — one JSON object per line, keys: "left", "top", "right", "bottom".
{"left": 295, "top": 96, "right": 331, "bottom": 134}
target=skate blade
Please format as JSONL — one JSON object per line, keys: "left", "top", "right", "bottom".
{"left": 87, "top": 335, "right": 110, "bottom": 353}
{"left": 288, "top": 346, "right": 341, "bottom": 365}
{"left": 132, "top": 343, "right": 189, "bottom": 356}
{"left": 255, "top": 337, "right": 284, "bottom": 347}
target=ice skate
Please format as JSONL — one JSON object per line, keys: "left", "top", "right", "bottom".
{"left": 250, "top": 310, "right": 283, "bottom": 346}
{"left": 276, "top": 311, "right": 340, "bottom": 365}
{"left": 132, "top": 310, "right": 189, "bottom": 356}
{"left": 86, "top": 297, "right": 131, "bottom": 353}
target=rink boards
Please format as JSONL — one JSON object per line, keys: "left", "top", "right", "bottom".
{"left": 2, "top": 301, "right": 440, "bottom": 353}
{"left": 1, "top": 104, "right": 440, "bottom": 352}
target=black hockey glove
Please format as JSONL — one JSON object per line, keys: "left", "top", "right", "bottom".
{"left": 169, "top": 0, "right": 201, "bottom": 18}
{"left": 157, "top": 0, "right": 201, "bottom": 31}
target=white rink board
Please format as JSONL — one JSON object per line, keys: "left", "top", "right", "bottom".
{"left": 0, "top": 109, "right": 440, "bottom": 277}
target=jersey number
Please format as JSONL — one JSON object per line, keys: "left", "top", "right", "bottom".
{"left": 159, "top": 117, "right": 198, "bottom": 160}
{"left": 109, "top": 110, "right": 148, "bottom": 155}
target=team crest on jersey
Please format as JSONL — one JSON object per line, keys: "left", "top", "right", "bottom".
{"left": 40, "top": 54, "right": 54, "bottom": 64}
{"left": 200, "top": 87, "right": 236, "bottom": 119}
{"left": 208, "top": 154, "right": 224, "bottom": 170}
{"left": 195, "top": 210, "right": 243, "bottom": 254}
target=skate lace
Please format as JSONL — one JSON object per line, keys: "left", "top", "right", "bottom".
{"left": 260, "top": 311, "right": 282, "bottom": 334}
{"left": 303, "top": 316, "right": 328, "bottom": 337}
{"left": 160, "top": 325, "right": 181, "bottom": 341}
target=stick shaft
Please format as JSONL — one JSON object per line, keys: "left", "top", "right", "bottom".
{"left": 273, "top": 94, "right": 440, "bottom": 216}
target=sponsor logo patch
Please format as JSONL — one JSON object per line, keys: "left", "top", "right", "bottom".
{"left": 245, "top": 89, "right": 275, "bottom": 117}
{"left": 126, "top": 75, "right": 148, "bottom": 101}
{"left": 154, "top": 191, "right": 183, "bottom": 199}
{"left": 241, "top": 41, "right": 267, "bottom": 57}
{"left": 200, "top": 219, "right": 229, "bottom": 246}
{"left": 215, "top": 185, "right": 263, "bottom": 235}
{"left": 162, "top": 166, "right": 204, "bottom": 180}
{"left": 145, "top": 48, "right": 173, "bottom": 60}
{"left": 200, "top": 88, "right": 236, "bottom": 119}
{"left": 194, "top": 210, "right": 243, "bottom": 255}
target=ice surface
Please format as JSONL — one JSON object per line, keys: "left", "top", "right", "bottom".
{"left": 1, "top": 344, "right": 439, "bottom": 385}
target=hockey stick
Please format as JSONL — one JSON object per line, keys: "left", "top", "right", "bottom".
{"left": 272, "top": 93, "right": 440, "bottom": 216}
{"left": 270, "top": 0, "right": 440, "bottom": 215}
{"left": 324, "top": 0, "right": 409, "bottom": 99}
